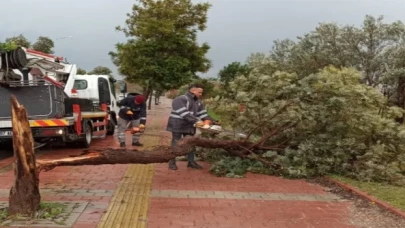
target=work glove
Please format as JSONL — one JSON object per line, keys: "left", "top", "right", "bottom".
{"left": 139, "top": 124, "right": 145, "bottom": 129}
{"left": 195, "top": 121, "right": 204, "bottom": 128}
{"left": 126, "top": 110, "right": 133, "bottom": 115}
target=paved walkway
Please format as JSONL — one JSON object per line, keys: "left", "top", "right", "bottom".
{"left": 0, "top": 97, "right": 359, "bottom": 228}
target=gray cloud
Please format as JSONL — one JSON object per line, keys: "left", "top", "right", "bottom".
{"left": 1, "top": 0, "right": 404, "bottom": 79}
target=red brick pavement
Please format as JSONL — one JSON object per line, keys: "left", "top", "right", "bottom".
{"left": 148, "top": 197, "right": 356, "bottom": 228}
{"left": 0, "top": 136, "right": 128, "bottom": 191}
{"left": 152, "top": 162, "right": 327, "bottom": 194}
{"left": 148, "top": 162, "right": 358, "bottom": 228}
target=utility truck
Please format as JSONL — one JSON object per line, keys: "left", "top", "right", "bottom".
{"left": 0, "top": 47, "right": 126, "bottom": 148}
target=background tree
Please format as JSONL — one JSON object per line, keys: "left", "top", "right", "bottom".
{"left": 177, "top": 77, "right": 218, "bottom": 100}
{"left": 5, "top": 34, "right": 31, "bottom": 48}
{"left": 0, "top": 41, "right": 18, "bottom": 52}
{"left": 76, "top": 68, "right": 87, "bottom": 74}
{"left": 218, "top": 62, "right": 251, "bottom": 87}
{"left": 88, "top": 66, "right": 116, "bottom": 84}
{"left": 109, "top": 0, "right": 212, "bottom": 107}
{"left": 270, "top": 15, "right": 405, "bottom": 88}
{"left": 32, "top": 36, "right": 54, "bottom": 54}
{"left": 88, "top": 66, "right": 113, "bottom": 76}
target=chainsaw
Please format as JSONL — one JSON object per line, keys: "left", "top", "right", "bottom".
{"left": 195, "top": 120, "right": 223, "bottom": 135}
{"left": 125, "top": 126, "right": 145, "bottom": 134}
{"left": 124, "top": 121, "right": 145, "bottom": 134}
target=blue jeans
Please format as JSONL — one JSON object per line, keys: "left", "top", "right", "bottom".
{"left": 171, "top": 132, "right": 195, "bottom": 162}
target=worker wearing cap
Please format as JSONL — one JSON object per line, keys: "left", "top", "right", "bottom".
{"left": 117, "top": 94, "right": 147, "bottom": 147}
{"left": 166, "top": 84, "right": 218, "bottom": 170}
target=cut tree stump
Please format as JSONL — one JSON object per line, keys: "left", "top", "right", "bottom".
{"left": 8, "top": 95, "right": 41, "bottom": 216}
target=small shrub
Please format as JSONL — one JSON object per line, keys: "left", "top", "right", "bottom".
{"left": 165, "top": 89, "right": 179, "bottom": 99}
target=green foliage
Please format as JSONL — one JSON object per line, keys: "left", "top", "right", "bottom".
{"left": 199, "top": 148, "right": 269, "bottom": 177}
{"left": 269, "top": 15, "right": 405, "bottom": 107}
{"left": 177, "top": 77, "right": 219, "bottom": 99}
{"left": 88, "top": 66, "right": 115, "bottom": 81}
{"left": 207, "top": 108, "right": 219, "bottom": 120}
{"left": 77, "top": 68, "right": 87, "bottom": 74}
{"left": 0, "top": 41, "right": 18, "bottom": 52}
{"left": 165, "top": 89, "right": 179, "bottom": 99}
{"left": 38, "top": 202, "right": 65, "bottom": 220}
{"left": 0, "top": 208, "right": 7, "bottom": 222}
{"left": 205, "top": 15, "right": 405, "bottom": 185}
{"left": 88, "top": 66, "right": 112, "bottom": 76}
{"left": 5, "top": 34, "right": 31, "bottom": 48}
{"left": 109, "top": 0, "right": 212, "bottom": 93}
{"left": 32, "top": 36, "right": 55, "bottom": 54}
{"left": 271, "top": 16, "right": 405, "bottom": 83}
{"left": 218, "top": 61, "right": 251, "bottom": 86}
{"left": 1, "top": 35, "right": 56, "bottom": 55}
{"left": 209, "top": 60, "right": 405, "bottom": 185}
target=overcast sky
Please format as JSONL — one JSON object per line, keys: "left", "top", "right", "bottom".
{"left": 1, "top": 0, "right": 404, "bottom": 79}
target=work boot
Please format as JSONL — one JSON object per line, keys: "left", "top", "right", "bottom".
{"left": 169, "top": 159, "right": 177, "bottom": 170}
{"left": 132, "top": 141, "right": 143, "bottom": 146}
{"left": 120, "top": 142, "right": 125, "bottom": 148}
{"left": 187, "top": 161, "right": 202, "bottom": 169}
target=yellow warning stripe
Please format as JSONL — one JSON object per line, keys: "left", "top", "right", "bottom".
{"left": 30, "top": 119, "right": 69, "bottom": 127}
{"left": 97, "top": 164, "right": 154, "bottom": 228}
{"left": 81, "top": 111, "right": 107, "bottom": 119}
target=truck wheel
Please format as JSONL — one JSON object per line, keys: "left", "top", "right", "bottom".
{"left": 106, "top": 120, "right": 115, "bottom": 136}
{"left": 80, "top": 122, "right": 93, "bottom": 148}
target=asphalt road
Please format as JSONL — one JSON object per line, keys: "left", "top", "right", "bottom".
{"left": 0, "top": 145, "right": 12, "bottom": 160}
{"left": 0, "top": 143, "right": 59, "bottom": 160}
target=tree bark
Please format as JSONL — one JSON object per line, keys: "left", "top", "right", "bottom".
{"left": 36, "top": 137, "right": 284, "bottom": 172}
{"left": 9, "top": 95, "right": 41, "bottom": 216}
{"left": 142, "top": 86, "right": 153, "bottom": 110}
{"left": 148, "top": 89, "right": 153, "bottom": 110}
{"left": 396, "top": 77, "right": 405, "bottom": 123}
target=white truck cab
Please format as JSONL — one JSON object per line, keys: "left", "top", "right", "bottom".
{"left": 72, "top": 74, "right": 120, "bottom": 133}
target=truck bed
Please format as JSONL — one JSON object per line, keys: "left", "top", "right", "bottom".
{"left": 0, "top": 84, "right": 65, "bottom": 120}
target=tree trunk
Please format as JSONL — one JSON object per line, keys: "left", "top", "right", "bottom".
{"left": 142, "top": 88, "right": 149, "bottom": 98}
{"left": 142, "top": 86, "right": 152, "bottom": 110}
{"left": 148, "top": 90, "right": 153, "bottom": 110}
{"left": 9, "top": 95, "right": 41, "bottom": 216}
{"left": 395, "top": 77, "right": 405, "bottom": 123}
{"left": 36, "top": 136, "right": 286, "bottom": 172}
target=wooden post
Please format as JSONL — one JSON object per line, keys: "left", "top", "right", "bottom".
{"left": 8, "top": 95, "right": 41, "bottom": 216}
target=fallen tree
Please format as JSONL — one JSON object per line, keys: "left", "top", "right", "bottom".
{"left": 207, "top": 64, "right": 405, "bottom": 185}
{"left": 36, "top": 135, "right": 287, "bottom": 172}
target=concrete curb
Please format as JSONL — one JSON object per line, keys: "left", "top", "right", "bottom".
{"left": 326, "top": 176, "right": 405, "bottom": 219}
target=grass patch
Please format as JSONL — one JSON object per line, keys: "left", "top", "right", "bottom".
{"left": 330, "top": 175, "right": 405, "bottom": 212}
{"left": 37, "top": 202, "right": 66, "bottom": 220}
{"left": 0, "top": 202, "right": 66, "bottom": 225}
{"left": 207, "top": 108, "right": 219, "bottom": 120}
{"left": 0, "top": 207, "right": 7, "bottom": 222}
